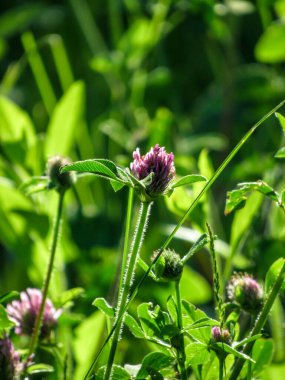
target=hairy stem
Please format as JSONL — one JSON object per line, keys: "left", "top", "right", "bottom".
{"left": 28, "top": 191, "right": 65, "bottom": 356}
{"left": 229, "top": 259, "right": 285, "bottom": 380}
{"left": 103, "top": 201, "right": 152, "bottom": 380}
{"left": 175, "top": 281, "right": 187, "bottom": 380}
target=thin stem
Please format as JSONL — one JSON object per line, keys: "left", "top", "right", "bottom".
{"left": 28, "top": 191, "right": 65, "bottom": 356}
{"left": 229, "top": 259, "right": 285, "bottom": 380}
{"left": 219, "top": 357, "right": 224, "bottom": 380}
{"left": 175, "top": 281, "right": 187, "bottom": 380}
{"left": 119, "top": 187, "right": 134, "bottom": 290}
{"left": 206, "top": 223, "right": 224, "bottom": 325}
{"left": 103, "top": 202, "right": 152, "bottom": 380}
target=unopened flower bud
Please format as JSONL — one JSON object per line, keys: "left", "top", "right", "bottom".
{"left": 211, "top": 326, "right": 231, "bottom": 344}
{"left": 130, "top": 144, "right": 175, "bottom": 201}
{"left": 46, "top": 155, "right": 76, "bottom": 192}
{"left": 227, "top": 273, "right": 263, "bottom": 313}
{"left": 153, "top": 249, "right": 183, "bottom": 282}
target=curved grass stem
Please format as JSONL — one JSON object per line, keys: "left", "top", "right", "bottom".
{"left": 28, "top": 191, "right": 65, "bottom": 357}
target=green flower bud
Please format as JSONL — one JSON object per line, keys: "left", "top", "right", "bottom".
{"left": 153, "top": 249, "right": 183, "bottom": 282}
{"left": 46, "top": 156, "right": 76, "bottom": 193}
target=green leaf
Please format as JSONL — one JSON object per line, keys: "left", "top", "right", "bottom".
{"left": 92, "top": 297, "right": 115, "bottom": 318}
{"left": 265, "top": 258, "right": 285, "bottom": 293}
{"left": 20, "top": 177, "right": 49, "bottom": 195}
{"left": 233, "top": 334, "right": 262, "bottom": 349}
{"left": 0, "top": 291, "right": 20, "bottom": 304}
{"left": 215, "top": 342, "right": 255, "bottom": 363}
{"left": 54, "top": 288, "right": 85, "bottom": 308}
{"left": 26, "top": 363, "right": 54, "bottom": 374}
{"left": 276, "top": 112, "right": 285, "bottom": 133}
{"left": 225, "top": 189, "right": 247, "bottom": 215}
{"left": 255, "top": 23, "right": 285, "bottom": 63}
{"left": 225, "top": 181, "right": 279, "bottom": 215}
{"left": 95, "top": 365, "right": 131, "bottom": 380}
{"left": 61, "top": 159, "right": 123, "bottom": 182}
{"left": 124, "top": 313, "right": 145, "bottom": 339}
{"left": 136, "top": 352, "right": 174, "bottom": 379}
{"left": 0, "top": 304, "right": 15, "bottom": 330}
{"left": 274, "top": 147, "right": 285, "bottom": 158}
{"left": 185, "top": 342, "right": 210, "bottom": 366}
{"left": 137, "top": 303, "right": 161, "bottom": 338}
{"left": 166, "top": 296, "right": 177, "bottom": 323}
{"left": 45, "top": 81, "right": 85, "bottom": 157}
{"left": 110, "top": 179, "right": 126, "bottom": 192}
{"left": 172, "top": 174, "right": 207, "bottom": 189}
{"left": 252, "top": 338, "right": 273, "bottom": 375}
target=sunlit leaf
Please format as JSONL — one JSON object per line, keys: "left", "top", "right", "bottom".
{"left": 255, "top": 23, "right": 285, "bottom": 63}
{"left": 95, "top": 365, "right": 131, "bottom": 380}
{"left": 171, "top": 174, "right": 207, "bottom": 189}
{"left": 185, "top": 342, "right": 210, "bottom": 366}
{"left": 252, "top": 338, "right": 273, "bottom": 375}
{"left": 214, "top": 342, "right": 255, "bottom": 362}
{"left": 125, "top": 313, "right": 145, "bottom": 339}
{"left": 26, "top": 364, "right": 54, "bottom": 374}
{"left": 136, "top": 352, "right": 173, "bottom": 379}
{"left": 274, "top": 148, "right": 285, "bottom": 158}
{"left": 61, "top": 159, "right": 123, "bottom": 182}
{"left": 54, "top": 287, "right": 85, "bottom": 308}
{"left": 92, "top": 297, "right": 115, "bottom": 318}
{"left": 0, "top": 291, "right": 20, "bottom": 304}
{"left": 265, "top": 258, "right": 285, "bottom": 293}
{"left": 0, "top": 304, "right": 15, "bottom": 330}
{"left": 45, "top": 81, "right": 85, "bottom": 157}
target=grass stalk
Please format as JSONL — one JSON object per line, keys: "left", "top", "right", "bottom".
{"left": 28, "top": 192, "right": 65, "bottom": 356}
{"left": 21, "top": 31, "right": 57, "bottom": 116}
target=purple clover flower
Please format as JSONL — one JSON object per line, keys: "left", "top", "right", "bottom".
{"left": 227, "top": 273, "right": 263, "bottom": 313}
{"left": 0, "top": 336, "right": 23, "bottom": 380}
{"left": 7, "top": 288, "right": 60, "bottom": 339}
{"left": 130, "top": 144, "right": 175, "bottom": 199}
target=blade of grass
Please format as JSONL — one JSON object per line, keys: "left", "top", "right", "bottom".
{"left": 21, "top": 31, "right": 57, "bottom": 116}
{"left": 47, "top": 34, "right": 74, "bottom": 92}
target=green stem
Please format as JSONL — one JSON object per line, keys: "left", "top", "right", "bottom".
{"left": 219, "top": 357, "right": 224, "bottom": 380}
{"left": 119, "top": 187, "right": 134, "bottom": 291}
{"left": 175, "top": 281, "right": 187, "bottom": 380}
{"left": 103, "top": 202, "right": 152, "bottom": 380}
{"left": 229, "top": 259, "right": 285, "bottom": 380}
{"left": 28, "top": 192, "right": 65, "bottom": 356}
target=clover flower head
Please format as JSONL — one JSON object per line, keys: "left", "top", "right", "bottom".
{"left": 7, "top": 288, "right": 59, "bottom": 339}
{"left": 130, "top": 144, "right": 175, "bottom": 199}
{"left": 0, "top": 336, "right": 23, "bottom": 380}
{"left": 227, "top": 273, "right": 263, "bottom": 313}
{"left": 46, "top": 155, "right": 76, "bottom": 192}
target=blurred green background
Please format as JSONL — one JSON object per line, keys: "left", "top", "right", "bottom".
{"left": 1, "top": 0, "right": 285, "bottom": 378}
